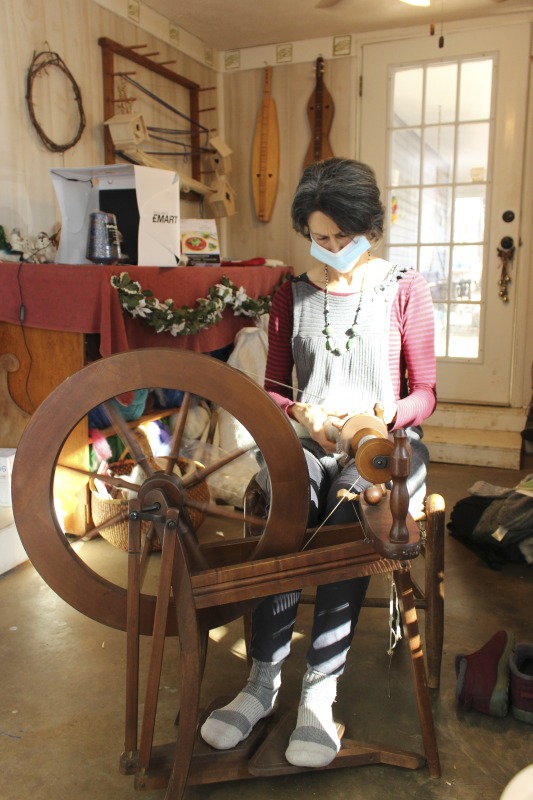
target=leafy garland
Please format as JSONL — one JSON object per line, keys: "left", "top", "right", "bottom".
{"left": 111, "top": 271, "right": 282, "bottom": 336}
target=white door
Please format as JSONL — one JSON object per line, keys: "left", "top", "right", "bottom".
{"left": 359, "top": 24, "right": 530, "bottom": 405}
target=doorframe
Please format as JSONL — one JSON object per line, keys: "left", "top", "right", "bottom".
{"left": 353, "top": 16, "right": 533, "bottom": 413}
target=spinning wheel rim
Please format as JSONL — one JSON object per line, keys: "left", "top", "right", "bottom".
{"left": 11, "top": 348, "right": 309, "bottom": 634}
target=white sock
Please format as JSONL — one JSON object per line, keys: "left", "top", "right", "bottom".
{"left": 200, "top": 659, "right": 282, "bottom": 750}
{"left": 285, "top": 667, "right": 341, "bottom": 768}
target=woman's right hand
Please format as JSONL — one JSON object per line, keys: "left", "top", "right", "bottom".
{"left": 289, "top": 402, "right": 338, "bottom": 453}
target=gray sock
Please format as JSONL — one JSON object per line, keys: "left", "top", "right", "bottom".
{"left": 285, "top": 667, "right": 341, "bottom": 768}
{"left": 200, "top": 659, "right": 282, "bottom": 750}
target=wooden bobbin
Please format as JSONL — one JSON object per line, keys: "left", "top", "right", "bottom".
{"left": 338, "top": 413, "right": 393, "bottom": 483}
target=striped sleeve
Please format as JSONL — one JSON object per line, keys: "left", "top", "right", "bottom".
{"left": 389, "top": 270, "right": 437, "bottom": 429}
{"left": 264, "top": 279, "right": 296, "bottom": 415}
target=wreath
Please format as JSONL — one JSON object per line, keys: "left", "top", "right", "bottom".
{"left": 111, "top": 271, "right": 282, "bottom": 336}
{"left": 26, "top": 48, "right": 86, "bottom": 153}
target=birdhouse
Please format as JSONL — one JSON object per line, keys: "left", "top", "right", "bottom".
{"left": 208, "top": 136, "right": 233, "bottom": 175}
{"left": 208, "top": 174, "right": 237, "bottom": 218}
{"left": 104, "top": 113, "right": 148, "bottom": 149}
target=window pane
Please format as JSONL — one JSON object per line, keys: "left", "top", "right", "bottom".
{"left": 423, "top": 125, "right": 455, "bottom": 184}
{"left": 456, "top": 122, "right": 489, "bottom": 183}
{"left": 433, "top": 303, "right": 447, "bottom": 357}
{"left": 388, "top": 245, "right": 418, "bottom": 269}
{"left": 420, "top": 245, "right": 449, "bottom": 301}
{"left": 459, "top": 59, "right": 492, "bottom": 121}
{"left": 391, "top": 128, "right": 421, "bottom": 185}
{"left": 451, "top": 245, "right": 483, "bottom": 302}
{"left": 448, "top": 303, "right": 480, "bottom": 357}
{"left": 453, "top": 185, "right": 486, "bottom": 242}
{"left": 420, "top": 186, "right": 452, "bottom": 243}
{"left": 389, "top": 187, "right": 419, "bottom": 243}
{"left": 392, "top": 68, "right": 423, "bottom": 126}
{"left": 425, "top": 63, "right": 457, "bottom": 124}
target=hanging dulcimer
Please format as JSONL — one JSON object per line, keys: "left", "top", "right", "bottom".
{"left": 252, "top": 66, "right": 280, "bottom": 223}
{"left": 303, "top": 56, "right": 335, "bottom": 169}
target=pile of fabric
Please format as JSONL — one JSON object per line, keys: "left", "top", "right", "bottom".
{"left": 448, "top": 477, "right": 533, "bottom": 568}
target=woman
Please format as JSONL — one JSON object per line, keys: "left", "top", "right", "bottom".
{"left": 201, "top": 158, "right": 437, "bottom": 768}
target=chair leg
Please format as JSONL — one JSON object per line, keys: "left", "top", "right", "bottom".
{"left": 394, "top": 566, "right": 441, "bottom": 778}
{"left": 423, "top": 494, "right": 445, "bottom": 690}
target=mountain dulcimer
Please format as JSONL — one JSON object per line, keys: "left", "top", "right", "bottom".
{"left": 252, "top": 66, "right": 280, "bottom": 223}
{"left": 303, "top": 56, "right": 334, "bottom": 169}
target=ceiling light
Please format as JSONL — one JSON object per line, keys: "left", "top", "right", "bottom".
{"left": 399, "top": 0, "right": 431, "bottom": 7}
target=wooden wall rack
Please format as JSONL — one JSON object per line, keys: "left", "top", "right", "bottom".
{"left": 98, "top": 37, "right": 204, "bottom": 195}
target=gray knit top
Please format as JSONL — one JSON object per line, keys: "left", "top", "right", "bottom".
{"left": 292, "top": 261, "right": 406, "bottom": 415}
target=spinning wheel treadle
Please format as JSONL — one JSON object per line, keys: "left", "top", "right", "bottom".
{"left": 11, "top": 349, "right": 441, "bottom": 799}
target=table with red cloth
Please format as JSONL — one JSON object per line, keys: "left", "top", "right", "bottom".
{"left": 0, "top": 262, "right": 292, "bottom": 356}
{"left": 1, "top": 261, "right": 292, "bottom": 535}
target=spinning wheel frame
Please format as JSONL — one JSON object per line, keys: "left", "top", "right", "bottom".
{"left": 11, "top": 348, "right": 310, "bottom": 635}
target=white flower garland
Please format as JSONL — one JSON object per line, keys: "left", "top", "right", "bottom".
{"left": 111, "top": 271, "right": 282, "bottom": 336}
{"left": 0, "top": 225, "right": 58, "bottom": 263}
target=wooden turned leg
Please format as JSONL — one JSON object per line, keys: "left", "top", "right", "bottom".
{"left": 423, "top": 494, "right": 445, "bottom": 690}
{"left": 163, "top": 513, "right": 204, "bottom": 800}
{"left": 394, "top": 567, "right": 441, "bottom": 778}
{"left": 137, "top": 518, "right": 179, "bottom": 773}
{"left": 123, "top": 499, "right": 142, "bottom": 767}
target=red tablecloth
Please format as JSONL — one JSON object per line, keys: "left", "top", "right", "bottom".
{"left": 1, "top": 262, "right": 291, "bottom": 355}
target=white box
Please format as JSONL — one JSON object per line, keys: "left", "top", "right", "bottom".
{"left": 0, "top": 507, "right": 27, "bottom": 575}
{"left": 0, "top": 448, "right": 16, "bottom": 507}
{"left": 51, "top": 164, "right": 181, "bottom": 266}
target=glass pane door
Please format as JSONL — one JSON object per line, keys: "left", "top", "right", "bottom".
{"left": 360, "top": 24, "right": 529, "bottom": 404}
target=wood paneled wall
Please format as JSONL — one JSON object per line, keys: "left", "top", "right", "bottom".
{"left": 222, "top": 58, "right": 356, "bottom": 271}
{"left": 0, "top": 0, "right": 356, "bottom": 271}
{"left": 0, "top": 0, "right": 217, "bottom": 241}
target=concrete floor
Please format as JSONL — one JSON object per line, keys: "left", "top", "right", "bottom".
{"left": 1, "top": 458, "right": 533, "bottom": 800}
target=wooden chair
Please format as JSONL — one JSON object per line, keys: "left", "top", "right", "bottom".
{"left": 11, "top": 349, "right": 441, "bottom": 800}
{"left": 244, "top": 477, "right": 445, "bottom": 689}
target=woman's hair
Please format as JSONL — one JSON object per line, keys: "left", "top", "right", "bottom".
{"left": 291, "top": 157, "right": 385, "bottom": 241}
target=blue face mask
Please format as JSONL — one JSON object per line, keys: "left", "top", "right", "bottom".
{"left": 310, "top": 234, "right": 371, "bottom": 273}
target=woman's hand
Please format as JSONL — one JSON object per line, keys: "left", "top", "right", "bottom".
{"left": 373, "top": 401, "right": 398, "bottom": 428}
{"left": 289, "top": 402, "right": 339, "bottom": 453}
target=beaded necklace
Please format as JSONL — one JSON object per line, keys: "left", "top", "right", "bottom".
{"left": 322, "top": 256, "right": 369, "bottom": 356}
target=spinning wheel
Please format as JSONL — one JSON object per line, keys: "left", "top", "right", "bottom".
{"left": 11, "top": 348, "right": 310, "bottom": 634}
{"left": 11, "top": 349, "right": 441, "bottom": 799}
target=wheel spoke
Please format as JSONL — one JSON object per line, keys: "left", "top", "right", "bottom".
{"left": 56, "top": 463, "right": 141, "bottom": 493}
{"left": 182, "top": 443, "right": 257, "bottom": 489}
{"left": 164, "top": 392, "right": 191, "bottom": 475}
{"left": 79, "top": 507, "right": 128, "bottom": 540}
{"left": 102, "top": 399, "right": 155, "bottom": 477}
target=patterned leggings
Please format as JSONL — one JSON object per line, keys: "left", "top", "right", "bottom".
{"left": 250, "top": 434, "right": 428, "bottom": 676}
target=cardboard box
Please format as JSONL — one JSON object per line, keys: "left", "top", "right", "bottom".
{"left": 51, "top": 164, "right": 181, "bottom": 266}
{"left": 181, "top": 219, "right": 221, "bottom": 265}
{"left": 0, "top": 448, "right": 16, "bottom": 507}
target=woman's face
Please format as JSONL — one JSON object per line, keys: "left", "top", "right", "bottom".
{"left": 307, "top": 211, "right": 354, "bottom": 253}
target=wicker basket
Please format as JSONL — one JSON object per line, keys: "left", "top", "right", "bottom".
{"left": 90, "top": 456, "right": 210, "bottom": 552}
